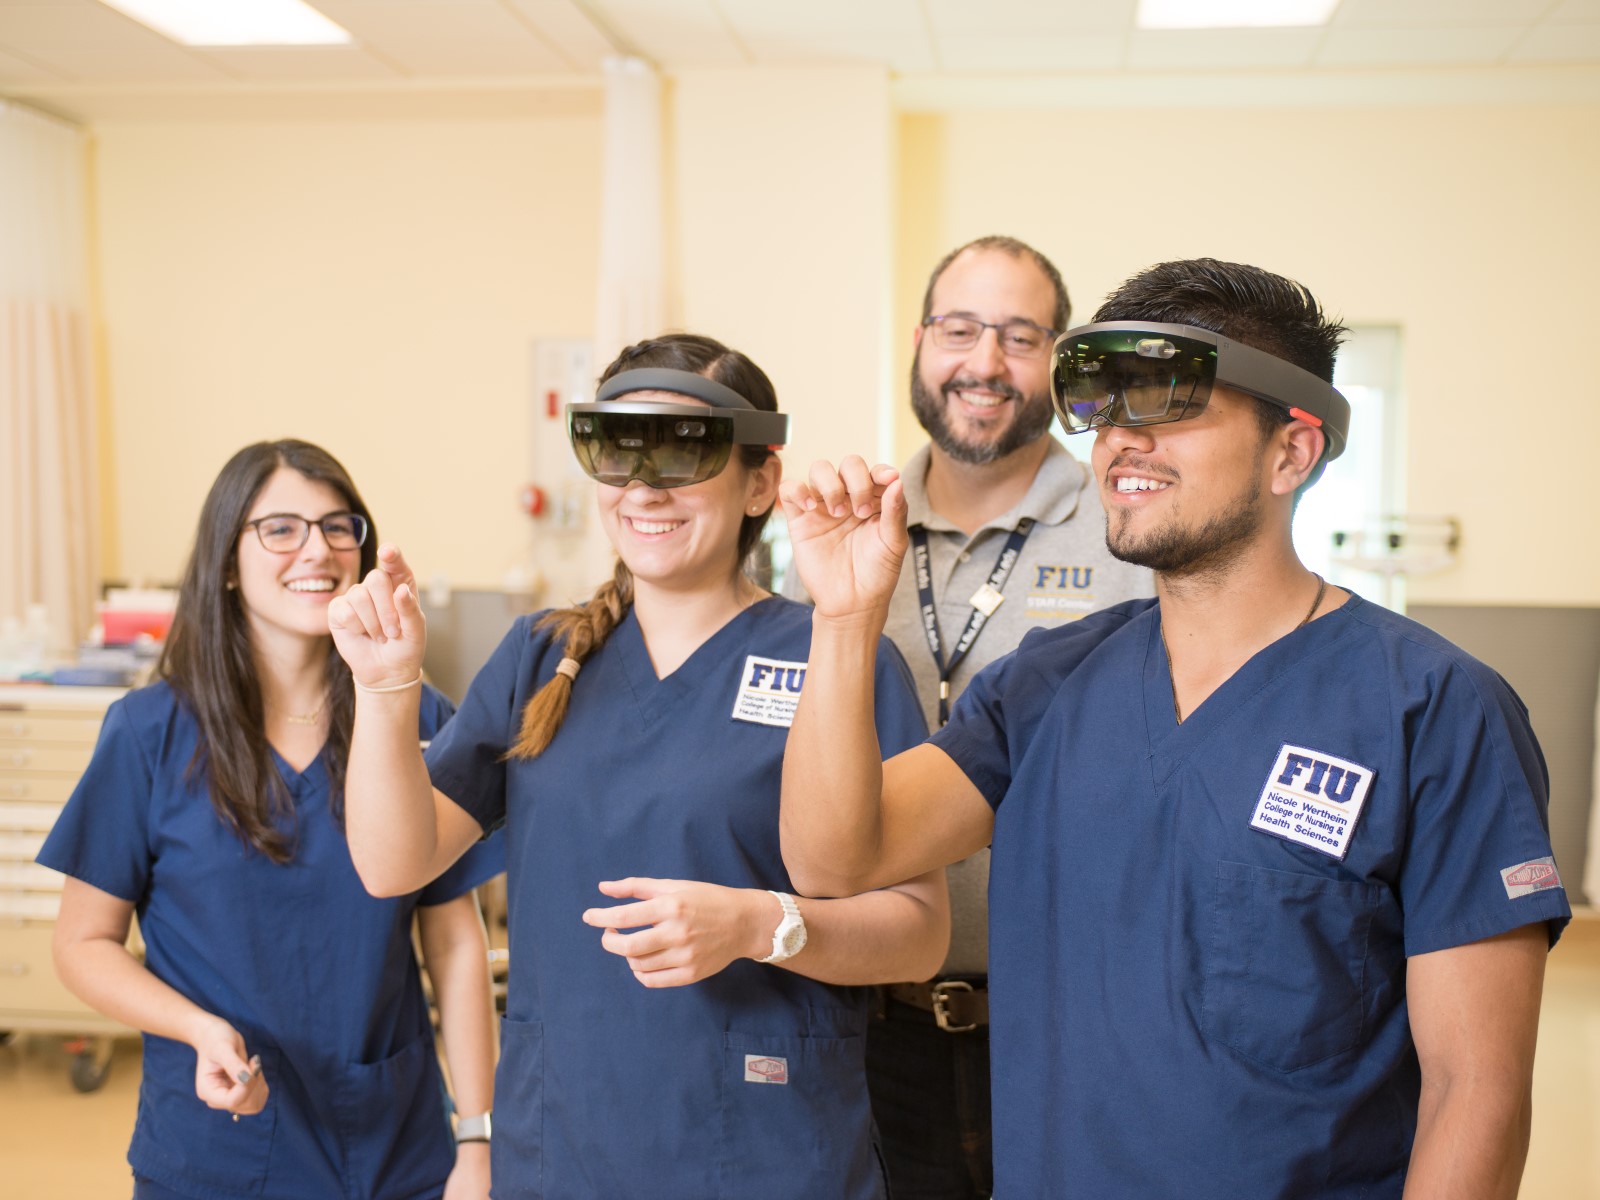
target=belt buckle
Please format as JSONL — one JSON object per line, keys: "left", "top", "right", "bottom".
{"left": 931, "top": 980, "right": 977, "bottom": 1033}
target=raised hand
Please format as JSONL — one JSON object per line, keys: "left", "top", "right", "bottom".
{"left": 778, "top": 456, "right": 908, "bottom": 624}
{"left": 328, "top": 544, "right": 426, "bottom": 688}
{"left": 581, "top": 878, "right": 778, "bottom": 988}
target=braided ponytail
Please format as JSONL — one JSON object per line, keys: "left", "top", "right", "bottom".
{"left": 508, "top": 559, "right": 634, "bottom": 760}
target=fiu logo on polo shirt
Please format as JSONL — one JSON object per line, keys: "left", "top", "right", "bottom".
{"left": 1249, "top": 743, "right": 1376, "bottom": 860}
{"left": 732, "top": 656, "right": 806, "bottom": 728}
{"left": 1024, "top": 564, "right": 1098, "bottom": 622}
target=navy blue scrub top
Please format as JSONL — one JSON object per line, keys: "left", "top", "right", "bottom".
{"left": 930, "top": 595, "right": 1572, "bottom": 1199}
{"left": 37, "top": 681, "right": 505, "bottom": 1200}
{"left": 424, "top": 596, "right": 928, "bottom": 1200}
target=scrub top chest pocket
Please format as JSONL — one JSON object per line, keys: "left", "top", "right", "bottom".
{"left": 1202, "top": 861, "right": 1386, "bottom": 1072}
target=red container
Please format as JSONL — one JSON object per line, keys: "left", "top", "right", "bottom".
{"left": 101, "top": 609, "right": 174, "bottom": 645}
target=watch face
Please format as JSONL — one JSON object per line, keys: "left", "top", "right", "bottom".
{"left": 779, "top": 924, "right": 807, "bottom": 955}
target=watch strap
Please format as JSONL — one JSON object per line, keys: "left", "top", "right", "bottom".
{"left": 757, "top": 890, "right": 803, "bottom": 964}
{"left": 455, "top": 1111, "right": 491, "bottom": 1143}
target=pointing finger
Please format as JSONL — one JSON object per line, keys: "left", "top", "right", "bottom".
{"left": 377, "top": 544, "right": 415, "bottom": 590}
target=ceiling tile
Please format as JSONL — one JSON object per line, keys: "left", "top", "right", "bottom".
{"left": 934, "top": 31, "right": 1127, "bottom": 72}
{"left": 585, "top": 0, "right": 746, "bottom": 67}
{"left": 0, "top": 40, "right": 64, "bottom": 81}
{"left": 1332, "top": 0, "right": 1551, "bottom": 29}
{"left": 1509, "top": 23, "right": 1600, "bottom": 62}
{"left": 193, "top": 44, "right": 405, "bottom": 81}
{"left": 738, "top": 29, "right": 935, "bottom": 72}
{"left": 0, "top": 6, "right": 232, "bottom": 81}
{"left": 1126, "top": 27, "right": 1321, "bottom": 70}
{"left": 1544, "top": 0, "right": 1600, "bottom": 19}
{"left": 504, "top": 0, "right": 617, "bottom": 70}
{"left": 313, "top": 1, "right": 569, "bottom": 74}
{"left": 923, "top": 0, "right": 1135, "bottom": 36}
{"left": 1315, "top": 25, "right": 1526, "bottom": 67}
{"left": 716, "top": 0, "right": 923, "bottom": 37}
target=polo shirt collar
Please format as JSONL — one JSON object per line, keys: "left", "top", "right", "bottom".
{"left": 902, "top": 438, "right": 1090, "bottom": 535}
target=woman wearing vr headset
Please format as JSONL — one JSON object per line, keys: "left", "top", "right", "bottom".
{"left": 329, "top": 334, "right": 945, "bottom": 1200}
{"left": 40, "top": 439, "right": 502, "bottom": 1200}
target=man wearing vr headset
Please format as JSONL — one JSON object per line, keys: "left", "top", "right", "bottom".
{"left": 779, "top": 258, "right": 1568, "bottom": 1198}
{"left": 788, "top": 235, "right": 1152, "bottom": 1200}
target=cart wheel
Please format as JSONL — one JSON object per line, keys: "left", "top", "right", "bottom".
{"left": 70, "top": 1038, "right": 115, "bottom": 1093}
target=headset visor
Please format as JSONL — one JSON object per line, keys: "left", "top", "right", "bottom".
{"left": 568, "top": 403, "right": 739, "bottom": 488}
{"left": 568, "top": 401, "right": 791, "bottom": 489}
{"left": 1049, "top": 321, "right": 1347, "bottom": 460}
{"left": 568, "top": 367, "right": 791, "bottom": 488}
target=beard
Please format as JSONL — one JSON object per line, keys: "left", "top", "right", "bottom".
{"left": 910, "top": 360, "right": 1054, "bottom": 466}
{"left": 1105, "top": 469, "right": 1263, "bottom": 578}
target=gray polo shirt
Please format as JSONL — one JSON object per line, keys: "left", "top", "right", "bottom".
{"left": 788, "top": 439, "right": 1154, "bottom": 974}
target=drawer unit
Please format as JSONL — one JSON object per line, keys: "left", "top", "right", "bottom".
{"left": 0, "top": 685, "right": 131, "bottom": 1039}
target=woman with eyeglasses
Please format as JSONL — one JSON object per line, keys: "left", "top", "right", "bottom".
{"left": 40, "top": 440, "right": 503, "bottom": 1200}
{"left": 329, "top": 334, "right": 947, "bottom": 1199}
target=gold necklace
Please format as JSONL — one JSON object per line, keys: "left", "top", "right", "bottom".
{"left": 270, "top": 697, "right": 327, "bottom": 726}
{"left": 1161, "top": 573, "right": 1326, "bottom": 725}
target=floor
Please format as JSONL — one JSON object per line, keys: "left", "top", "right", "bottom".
{"left": 3, "top": 915, "right": 1597, "bottom": 1198}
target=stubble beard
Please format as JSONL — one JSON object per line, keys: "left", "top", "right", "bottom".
{"left": 910, "top": 359, "right": 1054, "bottom": 467}
{"left": 1105, "top": 474, "right": 1264, "bottom": 579}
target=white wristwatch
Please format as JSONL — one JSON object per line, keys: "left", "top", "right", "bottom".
{"left": 455, "top": 1111, "right": 491, "bottom": 1144}
{"left": 757, "top": 891, "right": 807, "bottom": 964}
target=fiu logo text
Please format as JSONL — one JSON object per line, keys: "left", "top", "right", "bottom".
{"left": 1033, "top": 565, "right": 1095, "bottom": 590}
{"left": 1250, "top": 743, "right": 1376, "bottom": 860}
{"left": 746, "top": 660, "right": 806, "bottom": 693}
{"left": 1274, "top": 751, "right": 1364, "bottom": 805}
{"left": 732, "top": 655, "right": 808, "bottom": 729}
{"left": 1025, "top": 565, "right": 1099, "bottom": 621}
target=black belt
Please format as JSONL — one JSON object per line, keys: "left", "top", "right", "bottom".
{"left": 884, "top": 978, "right": 989, "bottom": 1032}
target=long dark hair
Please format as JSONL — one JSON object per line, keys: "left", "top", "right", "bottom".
{"left": 509, "top": 333, "right": 779, "bottom": 760}
{"left": 158, "top": 440, "right": 378, "bottom": 863}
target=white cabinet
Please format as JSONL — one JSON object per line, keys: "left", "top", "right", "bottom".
{"left": 0, "top": 685, "right": 132, "bottom": 1039}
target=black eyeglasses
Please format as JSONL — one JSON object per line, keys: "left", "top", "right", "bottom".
{"left": 922, "top": 314, "right": 1057, "bottom": 360}
{"left": 242, "top": 512, "right": 369, "bottom": 553}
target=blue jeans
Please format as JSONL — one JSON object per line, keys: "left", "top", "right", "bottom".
{"left": 866, "top": 993, "right": 993, "bottom": 1200}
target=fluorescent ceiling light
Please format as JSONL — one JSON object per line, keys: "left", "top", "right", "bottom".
{"left": 99, "top": 0, "right": 352, "bottom": 46}
{"left": 1137, "top": 0, "right": 1341, "bottom": 30}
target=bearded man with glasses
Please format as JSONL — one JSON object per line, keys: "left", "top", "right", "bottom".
{"left": 787, "top": 235, "right": 1152, "bottom": 1199}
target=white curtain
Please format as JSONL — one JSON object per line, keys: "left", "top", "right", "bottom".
{"left": 592, "top": 55, "right": 664, "bottom": 368}
{"left": 0, "top": 101, "right": 95, "bottom": 657}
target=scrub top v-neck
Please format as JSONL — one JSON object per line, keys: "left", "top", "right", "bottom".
{"left": 426, "top": 596, "right": 928, "bottom": 1200}
{"left": 930, "top": 595, "right": 1570, "bottom": 1199}
{"left": 37, "top": 681, "right": 505, "bottom": 1200}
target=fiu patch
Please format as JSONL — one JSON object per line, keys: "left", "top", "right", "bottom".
{"left": 732, "top": 655, "right": 807, "bottom": 728}
{"left": 1500, "top": 857, "right": 1563, "bottom": 900}
{"left": 1024, "top": 564, "right": 1099, "bottom": 621}
{"left": 1250, "top": 743, "right": 1375, "bottom": 860}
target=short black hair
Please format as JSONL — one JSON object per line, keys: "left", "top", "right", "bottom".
{"left": 1094, "top": 257, "right": 1345, "bottom": 381}
{"left": 921, "top": 235, "right": 1071, "bottom": 334}
{"left": 1093, "top": 257, "right": 1347, "bottom": 448}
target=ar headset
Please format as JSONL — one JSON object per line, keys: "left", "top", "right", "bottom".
{"left": 1049, "top": 321, "right": 1349, "bottom": 463}
{"left": 567, "top": 368, "right": 791, "bottom": 489}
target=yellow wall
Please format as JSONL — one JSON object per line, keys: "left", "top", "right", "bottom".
{"left": 894, "top": 103, "right": 1600, "bottom": 606}
{"left": 87, "top": 94, "right": 1600, "bottom": 606}
{"left": 92, "top": 113, "right": 602, "bottom": 590}
{"left": 670, "top": 66, "right": 894, "bottom": 473}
